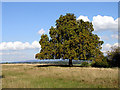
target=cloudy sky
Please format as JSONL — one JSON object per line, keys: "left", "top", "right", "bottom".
{"left": 1, "top": 2, "right": 119, "bottom": 62}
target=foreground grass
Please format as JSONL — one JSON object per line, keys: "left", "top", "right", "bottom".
{"left": 2, "top": 64, "right": 118, "bottom": 88}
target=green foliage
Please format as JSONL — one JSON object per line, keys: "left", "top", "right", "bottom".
{"left": 91, "top": 46, "right": 120, "bottom": 68}
{"left": 35, "top": 13, "right": 104, "bottom": 66}
{"left": 81, "top": 62, "right": 89, "bottom": 67}
{"left": 106, "top": 46, "right": 120, "bottom": 67}
{"left": 1, "top": 75, "right": 5, "bottom": 78}
{"left": 5, "top": 62, "right": 9, "bottom": 64}
{"left": 91, "top": 58, "right": 109, "bottom": 68}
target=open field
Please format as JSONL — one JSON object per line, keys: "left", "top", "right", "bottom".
{"left": 1, "top": 64, "right": 119, "bottom": 88}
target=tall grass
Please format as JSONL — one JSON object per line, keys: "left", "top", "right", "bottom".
{"left": 2, "top": 64, "right": 118, "bottom": 88}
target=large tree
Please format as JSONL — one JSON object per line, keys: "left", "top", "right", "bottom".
{"left": 35, "top": 13, "right": 104, "bottom": 66}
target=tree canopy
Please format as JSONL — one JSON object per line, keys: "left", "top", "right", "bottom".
{"left": 35, "top": 13, "right": 104, "bottom": 66}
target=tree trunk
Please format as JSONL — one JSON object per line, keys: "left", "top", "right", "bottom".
{"left": 69, "top": 59, "right": 73, "bottom": 67}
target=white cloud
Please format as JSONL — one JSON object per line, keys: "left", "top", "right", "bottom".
{"left": 77, "top": 15, "right": 90, "bottom": 22}
{"left": 102, "top": 43, "right": 119, "bottom": 53}
{"left": 32, "top": 41, "right": 41, "bottom": 49}
{"left": 102, "top": 43, "right": 111, "bottom": 53}
{"left": 111, "top": 34, "right": 118, "bottom": 39}
{"left": 0, "top": 41, "right": 41, "bottom": 50}
{"left": 92, "top": 15, "right": 118, "bottom": 32}
{"left": 113, "top": 43, "right": 119, "bottom": 47}
{"left": 38, "top": 28, "right": 45, "bottom": 35}
{"left": 0, "top": 52, "right": 19, "bottom": 55}
{"left": 77, "top": 15, "right": 118, "bottom": 32}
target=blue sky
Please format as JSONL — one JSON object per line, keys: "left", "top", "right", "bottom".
{"left": 1, "top": 2, "right": 119, "bottom": 62}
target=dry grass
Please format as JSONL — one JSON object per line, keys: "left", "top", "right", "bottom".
{"left": 2, "top": 64, "right": 118, "bottom": 88}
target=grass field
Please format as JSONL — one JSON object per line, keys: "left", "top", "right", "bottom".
{"left": 1, "top": 64, "right": 119, "bottom": 88}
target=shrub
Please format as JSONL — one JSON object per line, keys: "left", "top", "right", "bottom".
{"left": 91, "top": 59, "right": 109, "bottom": 68}
{"left": 81, "top": 62, "right": 89, "bottom": 67}
{"left": 5, "top": 62, "right": 8, "bottom": 64}
{"left": 0, "top": 75, "right": 5, "bottom": 78}
{"left": 106, "top": 46, "right": 120, "bottom": 67}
